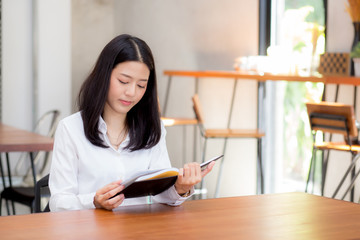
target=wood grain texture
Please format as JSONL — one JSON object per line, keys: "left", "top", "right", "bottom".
{"left": 306, "top": 102, "right": 358, "bottom": 137}
{"left": 0, "top": 123, "right": 53, "bottom": 152}
{"left": 1, "top": 193, "right": 360, "bottom": 239}
{"left": 164, "top": 70, "right": 360, "bottom": 86}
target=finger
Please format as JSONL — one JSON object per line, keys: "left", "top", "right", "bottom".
{"left": 201, "top": 161, "right": 215, "bottom": 177}
{"left": 178, "top": 168, "right": 184, "bottom": 181}
{"left": 194, "top": 163, "right": 201, "bottom": 177}
{"left": 183, "top": 165, "right": 190, "bottom": 177}
{"left": 105, "top": 185, "right": 124, "bottom": 199}
{"left": 96, "top": 180, "right": 122, "bottom": 195}
{"left": 96, "top": 184, "right": 124, "bottom": 205}
{"left": 105, "top": 193, "right": 125, "bottom": 210}
{"left": 190, "top": 163, "right": 198, "bottom": 177}
{"left": 189, "top": 163, "right": 201, "bottom": 184}
{"left": 113, "top": 194, "right": 125, "bottom": 208}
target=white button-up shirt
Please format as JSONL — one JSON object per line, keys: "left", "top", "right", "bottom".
{"left": 49, "top": 112, "right": 191, "bottom": 211}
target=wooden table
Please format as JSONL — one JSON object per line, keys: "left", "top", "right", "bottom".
{"left": 0, "top": 123, "right": 54, "bottom": 183}
{"left": 0, "top": 123, "right": 54, "bottom": 153}
{"left": 0, "top": 123, "right": 54, "bottom": 214}
{"left": 0, "top": 192, "right": 360, "bottom": 239}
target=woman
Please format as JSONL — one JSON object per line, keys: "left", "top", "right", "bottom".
{"left": 49, "top": 34, "right": 215, "bottom": 211}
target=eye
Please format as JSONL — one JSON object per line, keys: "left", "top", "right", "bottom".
{"left": 137, "top": 85, "right": 146, "bottom": 89}
{"left": 118, "top": 79, "right": 128, "bottom": 84}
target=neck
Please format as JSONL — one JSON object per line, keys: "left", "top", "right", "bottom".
{"left": 103, "top": 106, "right": 127, "bottom": 132}
{"left": 103, "top": 106, "right": 128, "bottom": 149}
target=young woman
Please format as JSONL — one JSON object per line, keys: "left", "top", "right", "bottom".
{"left": 49, "top": 34, "right": 215, "bottom": 211}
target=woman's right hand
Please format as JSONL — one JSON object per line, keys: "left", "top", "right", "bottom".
{"left": 93, "top": 180, "right": 125, "bottom": 210}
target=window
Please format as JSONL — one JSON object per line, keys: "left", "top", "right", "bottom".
{"left": 261, "top": 0, "right": 326, "bottom": 193}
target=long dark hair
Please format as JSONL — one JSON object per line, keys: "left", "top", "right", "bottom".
{"left": 77, "top": 34, "right": 161, "bottom": 151}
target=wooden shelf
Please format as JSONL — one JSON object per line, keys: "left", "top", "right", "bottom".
{"left": 164, "top": 70, "right": 360, "bottom": 86}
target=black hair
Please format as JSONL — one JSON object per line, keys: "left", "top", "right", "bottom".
{"left": 77, "top": 34, "right": 161, "bottom": 151}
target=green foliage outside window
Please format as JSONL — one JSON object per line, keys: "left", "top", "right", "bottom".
{"left": 281, "top": 0, "right": 325, "bottom": 185}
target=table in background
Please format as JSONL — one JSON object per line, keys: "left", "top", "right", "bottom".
{"left": 1, "top": 192, "right": 360, "bottom": 239}
{"left": 0, "top": 123, "right": 54, "bottom": 184}
{"left": 0, "top": 123, "right": 53, "bottom": 153}
{"left": 0, "top": 123, "right": 54, "bottom": 213}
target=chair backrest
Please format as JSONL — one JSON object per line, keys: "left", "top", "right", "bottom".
{"left": 192, "top": 94, "right": 205, "bottom": 125}
{"left": 34, "top": 110, "right": 61, "bottom": 137}
{"left": 14, "top": 110, "right": 60, "bottom": 177}
{"left": 306, "top": 102, "right": 358, "bottom": 138}
{"left": 34, "top": 174, "right": 50, "bottom": 213}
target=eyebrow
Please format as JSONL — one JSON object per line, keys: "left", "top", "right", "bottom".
{"left": 120, "top": 73, "right": 148, "bottom": 82}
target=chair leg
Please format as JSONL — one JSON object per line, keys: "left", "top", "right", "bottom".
{"left": 305, "top": 147, "right": 316, "bottom": 193}
{"left": 341, "top": 167, "right": 360, "bottom": 200}
{"left": 214, "top": 138, "right": 228, "bottom": 198}
{"left": 40, "top": 151, "right": 50, "bottom": 176}
{"left": 351, "top": 166, "right": 355, "bottom": 202}
{"left": 11, "top": 201, "right": 16, "bottom": 215}
{"left": 1, "top": 197, "right": 11, "bottom": 216}
{"left": 5, "top": 153, "right": 16, "bottom": 215}
{"left": 321, "top": 149, "right": 330, "bottom": 196}
{"left": 331, "top": 153, "right": 360, "bottom": 199}
{"left": 311, "top": 150, "right": 318, "bottom": 194}
{"left": 0, "top": 155, "right": 9, "bottom": 216}
{"left": 257, "top": 138, "right": 264, "bottom": 194}
{"left": 5, "top": 200, "right": 10, "bottom": 215}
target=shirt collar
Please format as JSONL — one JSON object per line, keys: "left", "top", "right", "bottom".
{"left": 98, "top": 116, "right": 107, "bottom": 135}
{"left": 98, "top": 115, "right": 130, "bottom": 147}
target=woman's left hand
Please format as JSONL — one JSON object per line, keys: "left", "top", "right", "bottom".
{"left": 174, "top": 161, "right": 215, "bottom": 195}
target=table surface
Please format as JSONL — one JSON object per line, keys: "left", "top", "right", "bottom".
{"left": 164, "top": 70, "right": 360, "bottom": 85}
{"left": 0, "top": 123, "right": 53, "bottom": 152}
{"left": 1, "top": 192, "right": 360, "bottom": 240}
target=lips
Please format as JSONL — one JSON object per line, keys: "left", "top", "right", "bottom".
{"left": 120, "top": 100, "right": 132, "bottom": 106}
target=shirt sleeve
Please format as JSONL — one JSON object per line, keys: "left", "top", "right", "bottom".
{"left": 150, "top": 123, "right": 194, "bottom": 205}
{"left": 49, "top": 120, "right": 96, "bottom": 211}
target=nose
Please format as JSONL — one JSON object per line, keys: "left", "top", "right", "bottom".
{"left": 125, "top": 83, "right": 136, "bottom": 97}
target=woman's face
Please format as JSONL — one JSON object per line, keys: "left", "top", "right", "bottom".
{"left": 105, "top": 61, "right": 150, "bottom": 117}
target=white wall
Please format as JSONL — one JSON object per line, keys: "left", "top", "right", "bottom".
{"left": 113, "top": 0, "right": 259, "bottom": 197}
{"left": 2, "top": 0, "right": 71, "bottom": 129}
{"left": 71, "top": 0, "right": 115, "bottom": 110}
{"left": 2, "top": 0, "right": 33, "bottom": 129}
{"left": 36, "top": 0, "right": 71, "bottom": 121}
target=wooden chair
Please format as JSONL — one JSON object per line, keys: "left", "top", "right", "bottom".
{"left": 15, "top": 110, "right": 60, "bottom": 179}
{"left": 192, "top": 94, "right": 265, "bottom": 198}
{"left": 305, "top": 102, "right": 360, "bottom": 201}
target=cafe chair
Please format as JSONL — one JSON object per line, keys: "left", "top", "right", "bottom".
{"left": 192, "top": 94, "right": 265, "bottom": 198}
{"left": 34, "top": 174, "right": 50, "bottom": 213}
{"left": 305, "top": 101, "right": 360, "bottom": 201}
{"left": 15, "top": 110, "right": 60, "bottom": 181}
{"left": 0, "top": 110, "right": 59, "bottom": 215}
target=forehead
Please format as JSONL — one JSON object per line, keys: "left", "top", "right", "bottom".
{"left": 112, "top": 61, "right": 150, "bottom": 80}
